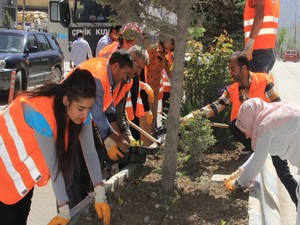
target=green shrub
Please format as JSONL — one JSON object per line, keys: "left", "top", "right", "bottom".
{"left": 179, "top": 114, "right": 216, "bottom": 158}
{"left": 182, "top": 33, "right": 234, "bottom": 141}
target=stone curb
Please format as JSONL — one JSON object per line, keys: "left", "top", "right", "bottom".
{"left": 69, "top": 163, "right": 139, "bottom": 224}
{"left": 248, "top": 155, "right": 281, "bottom": 225}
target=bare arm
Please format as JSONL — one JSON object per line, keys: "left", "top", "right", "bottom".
{"left": 249, "top": 1, "right": 265, "bottom": 40}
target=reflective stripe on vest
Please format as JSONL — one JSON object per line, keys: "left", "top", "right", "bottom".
{"left": 158, "top": 70, "right": 164, "bottom": 100}
{"left": 162, "top": 69, "right": 171, "bottom": 87}
{"left": 3, "top": 111, "right": 42, "bottom": 189}
{"left": 162, "top": 68, "right": 171, "bottom": 93}
{"left": 135, "top": 86, "right": 145, "bottom": 117}
{"left": 0, "top": 135, "right": 29, "bottom": 197}
{"left": 125, "top": 92, "right": 134, "bottom": 121}
{"left": 244, "top": 0, "right": 279, "bottom": 49}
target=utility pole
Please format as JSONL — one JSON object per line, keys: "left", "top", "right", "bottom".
{"left": 294, "top": 0, "right": 297, "bottom": 49}
{"left": 22, "top": 0, "right": 26, "bottom": 29}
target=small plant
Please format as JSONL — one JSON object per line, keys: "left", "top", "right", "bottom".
{"left": 179, "top": 113, "right": 216, "bottom": 158}
{"left": 130, "top": 139, "right": 144, "bottom": 146}
{"left": 162, "top": 189, "right": 180, "bottom": 206}
{"left": 221, "top": 219, "right": 227, "bottom": 225}
{"left": 117, "top": 196, "right": 124, "bottom": 206}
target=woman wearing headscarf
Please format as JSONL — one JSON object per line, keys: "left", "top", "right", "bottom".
{"left": 225, "top": 98, "right": 300, "bottom": 223}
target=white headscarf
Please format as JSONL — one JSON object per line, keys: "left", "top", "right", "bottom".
{"left": 236, "top": 98, "right": 300, "bottom": 149}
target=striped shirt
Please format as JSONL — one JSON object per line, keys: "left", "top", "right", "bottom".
{"left": 200, "top": 74, "right": 280, "bottom": 118}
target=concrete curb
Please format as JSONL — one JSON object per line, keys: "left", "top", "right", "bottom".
{"left": 68, "top": 163, "right": 139, "bottom": 224}
{"left": 248, "top": 155, "right": 283, "bottom": 225}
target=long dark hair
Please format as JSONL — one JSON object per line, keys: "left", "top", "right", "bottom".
{"left": 22, "top": 69, "right": 96, "bottom": 178}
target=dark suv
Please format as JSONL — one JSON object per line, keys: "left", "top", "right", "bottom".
{"left": 0, "top": 29, "right": 64, "bottom": 93}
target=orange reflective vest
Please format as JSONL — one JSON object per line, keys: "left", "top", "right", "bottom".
{"left": 162, "top": 68, "right": 171, "bottom": 93}
{"left": 113, "top": 80, "right": 133, "bottom": 106}
{"left": 98, "top": 42, "right": 133, "bottom": 107}
{"left": 0, "top": 96, "right": 55, "bottom": 204}
{"left": 227, "top": 72, "right": 268, "bottom": 121}
{"left": 135, "top": 85, "right": 145, "bottom": 118}
{"left": 65, "top": 58, "right": 113, "bottom": 111}
{"left": 98, "top": 41, "right": 119, "bottom": 58}
{"left": 244, "top": 0, "right": 280, "bottom": 50}
{"left": 125, "top": 85, "right": 145, "bottom": 120}
{"left": 158, "top": 70, "right": 164, "bottom": 100}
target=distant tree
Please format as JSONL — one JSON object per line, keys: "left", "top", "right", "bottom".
{"left": 195, "top": 0, "right": 245, "bottom": 51}
{"left": 2, "top": 10, "right": 12, "bottom": 28}
{"left": 277, "top": 27, "right": 287, "bottom": 58}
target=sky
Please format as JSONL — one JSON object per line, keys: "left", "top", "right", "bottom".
{"left": 279, "top": 0, "right": 300, "bottom": 46}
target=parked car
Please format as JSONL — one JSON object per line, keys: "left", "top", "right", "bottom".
{"left": 283, "top": 50, "right": 299, "bottom": 63}
{"left": 0, "top": 29, "right": 64, "bottom": 95}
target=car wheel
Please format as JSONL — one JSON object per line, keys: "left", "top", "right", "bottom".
{"left": 14, "top": 71, "right": 22, "bottom": 99}
{"left": 51, "top": 67, "right": 62, "bottom": 83}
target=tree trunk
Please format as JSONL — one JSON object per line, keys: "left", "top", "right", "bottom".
{"left": 161, "top": 0, "right": 190, "bottom": 193}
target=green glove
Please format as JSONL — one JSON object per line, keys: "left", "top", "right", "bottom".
{"left": 104, "top": 137, "right": 124, "bottom": 161}
{"left": 48, "top": 205, "right": 70, "bottom": 225}
{"left": 94, "top": 185, "right": 111, "bottom": 225}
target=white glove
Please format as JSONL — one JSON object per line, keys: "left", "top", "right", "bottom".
{"left": 181, "top": 110, "right": 205, "bottom": 122}
{"left": 94, "top": 185, "right": 110, "bottom": 225}
{"left": 182, "top": 112, "right": 194, "bottom": 121}
{"left": 230, "top": 167, "right": 244, "bottom": 179}
{"left": 244, "top": 38, "right": 254, "bottom": 60}
{"left": 94, "top": 185, "right": 107, "bottom": 203}
{"left": 48, "top": 205, "right": 70, "bottom": 225}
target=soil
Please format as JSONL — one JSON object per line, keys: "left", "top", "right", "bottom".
{"left": 78, "top": 141, "right": 250, "bottom": 225}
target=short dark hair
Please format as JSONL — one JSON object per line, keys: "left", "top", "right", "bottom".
{"left": 77, "top": 31, "right": 83, "bottom": 38}
{"left": 230, "top": 51, "right": 249, "bottom": 70}
{"left": 109, "top": 49, "right": 134, "bottom": 69}
{"left": 109, "top": 25, "right": 122, "bottom": 33}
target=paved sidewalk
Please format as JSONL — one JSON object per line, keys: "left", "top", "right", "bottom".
{"left": 27, "top": 182, "right": 57, "bottom": 225}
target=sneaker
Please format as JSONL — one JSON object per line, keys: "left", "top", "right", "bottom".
{"left": 240, "top": 148, "right": 253, "bottom": 155}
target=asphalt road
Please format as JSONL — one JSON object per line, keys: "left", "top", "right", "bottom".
{"left": 271, "top": 60, "right": 300, "bottom": 225}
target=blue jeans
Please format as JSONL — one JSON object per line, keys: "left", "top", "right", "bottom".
{"left": 230, "top": 119, "right": 298, "bottom": 206}
{"left": 249, "top": 49, "right": 275, "bottom": 74}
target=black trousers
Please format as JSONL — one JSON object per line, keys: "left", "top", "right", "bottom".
{"left": 230, "top": 119, "right": 298, "bottom": 206}
{"left": 0, "top": 188, "right": 34, "bottom": 225}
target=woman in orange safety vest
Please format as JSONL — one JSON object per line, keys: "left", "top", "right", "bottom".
{"left": 0, "top": 69, "right": 110, "bottom": 225}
